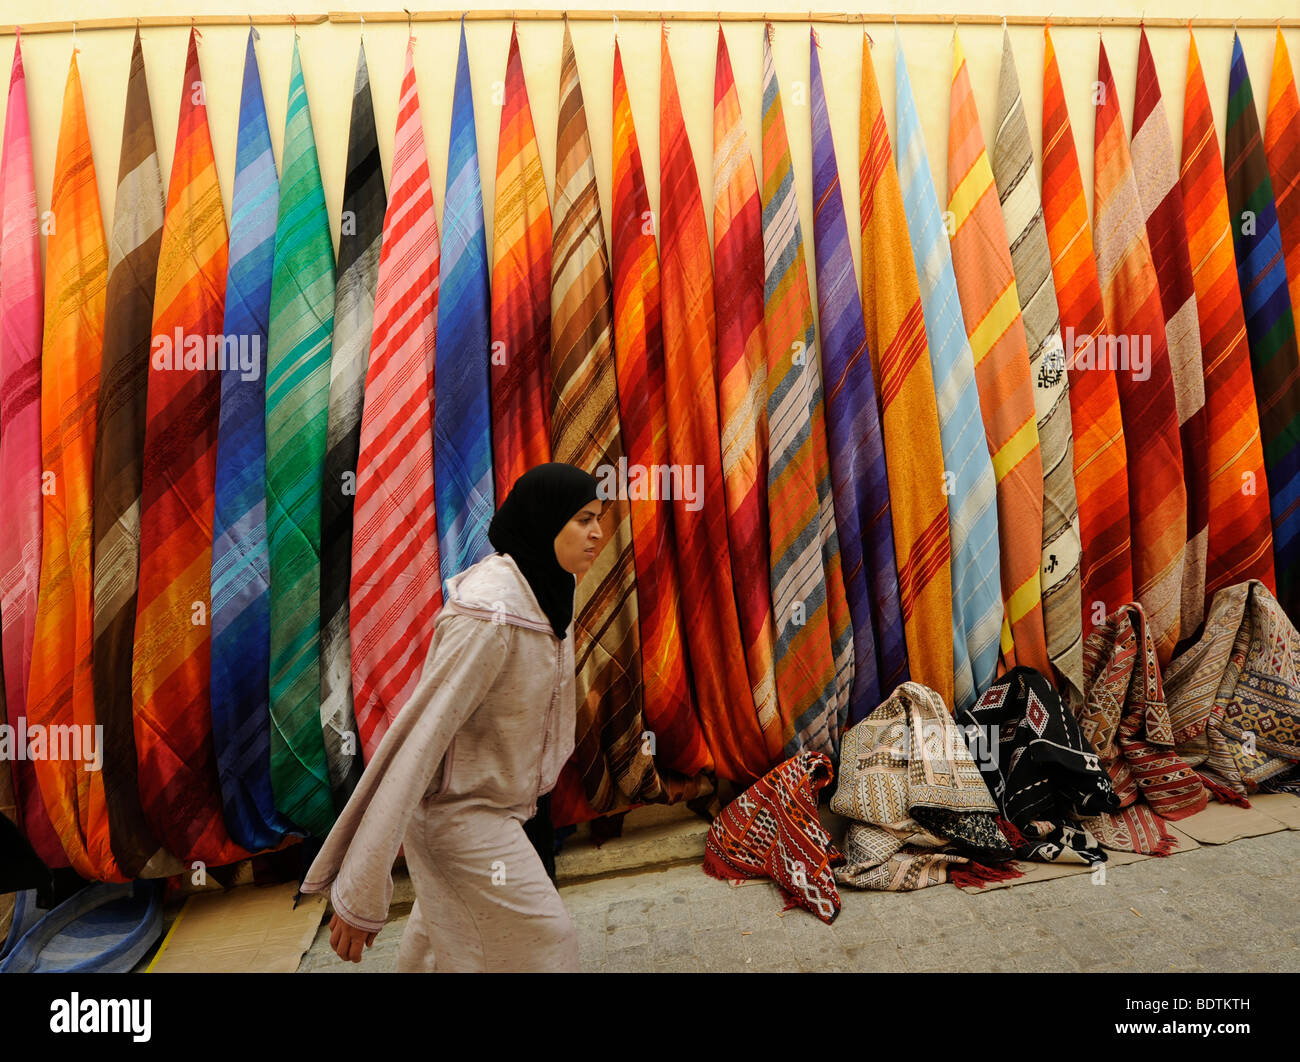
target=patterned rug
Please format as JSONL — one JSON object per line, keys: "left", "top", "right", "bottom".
{"left": 1077, "top": 603, "right": 1208, "bottom": 853}
{"left": 958, "top": 667, "right": 1118, "bottom": 863}
{"left": 829, "top": 682, "right": 1017, "bottom": 891}
{"left": 702, "top": 750, "right": 844, "bottom": 924}
{"left": 1164, "top": 580, "right": 1300, "bottom": 797}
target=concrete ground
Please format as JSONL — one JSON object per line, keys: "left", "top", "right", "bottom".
{"left": 297, "top": 828, "right": 1300, "bottom": 973}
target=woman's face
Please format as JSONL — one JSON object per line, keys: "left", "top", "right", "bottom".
{"left": 553, "top": 501, "right": 605, "bottom": 575}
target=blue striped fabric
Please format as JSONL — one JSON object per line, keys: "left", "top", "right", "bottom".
{"left": 435, "top": 19, "right": 495, "bottom": 583}
{"left": 894, "top": 33, "right": 1003, "bottom": 709}
{"left": 809, "top": 31, "right": 906, "bottom": 728}
{"left": 210, "top": 30, "right": 294, "bottom": 851}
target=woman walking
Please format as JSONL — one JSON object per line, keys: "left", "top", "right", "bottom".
{"left": 300, "top": 462, "right": 604, "bottom": 971}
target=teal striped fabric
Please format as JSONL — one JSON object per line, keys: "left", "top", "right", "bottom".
{"left": 894, "top": 34, "right": 1003, "bottom": 710}
{"left": 265, "top": 38, "right": 336, "bottom": 837}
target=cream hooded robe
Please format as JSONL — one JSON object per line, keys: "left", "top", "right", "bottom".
{"left": 300, "top": 552, "right": 579, "bottom": 972}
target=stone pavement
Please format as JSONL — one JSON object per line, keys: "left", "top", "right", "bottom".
{"left": 297, "top": 828, "right": 1300, "bottom": 972}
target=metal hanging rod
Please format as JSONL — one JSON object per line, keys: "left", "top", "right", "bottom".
{"left": 3, "top": 11, "right": 1297, "bottom": 37}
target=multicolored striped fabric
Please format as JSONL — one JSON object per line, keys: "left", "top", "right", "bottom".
{"left": 321, "top": 41, "right": 383, "bottom": 802}
{"left": 550, "top": 22, "right": 661, "bottom": 821}
{"left": 760, "top": 24, "right": 850, "bottom": 755}
{"left": 491, "top": 23, "right": 552, "bottom": 502}
{"left": 1093, "top": 38, "right": 1187, "bottom": 666}
{"left": 894, "top": 33, "right": 1002, "bottom": 711}
{"left": 948, "top": 31, "right": 1049, "bottom": 679}
{"left": 1132, "top": 27, "right": 1209, "bottom": 641}
{"left": 1267, "top": 29, "right": 1300, "bottom": 318}
{"left": 210, "top": 30, "right": 292, "bottom": 853}
{"left": 28, "top": 55, "right": 113, "bottom": 879}
{"left": 993, "top": 28, "right": 1084, "bottom": 705}
{"left": 265, "top": 38, "right": 336, "bottom": 838}
{"left": 133, "top": 29, "right": 248, "bottom": 867}
{"left": 0, "top": 35, "right": 61, "bottom": 866}
{"left": 609, "top": 37, "right": 710, "bottom": 783}
{"left": 859, "top": 34, "right": 954, "bottom": 712}
{"left": 714, "top": 28, "right": 779, "bottom": 754}
{"left": 659, "top": 25, "right": 765, "bottom": 782}
{"left": 810, "top": 29, "right": 906, "bottom": 728}
{"left": 1181, "top": 31, "right": 1277, "bottom": 600}
{"left": 90, "top": 29, "right": 169, "bottom": 879}
{"left": 435, "top": 19, "right": 495, "bottom": 585}
{"left": 1040, "top": 26, "right": 1134, "bottom": 644}
{"left": 1227, "top": 32, "right": 1300, "bottom": 621}
{"left": 351, "top": 40, "right": 442, "bottom": 763}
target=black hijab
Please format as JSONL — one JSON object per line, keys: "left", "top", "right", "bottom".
{"left": 487, "top": 462, "right": 600, "bottom": 640}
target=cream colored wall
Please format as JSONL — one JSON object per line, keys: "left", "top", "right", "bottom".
{"left": 2, "top": 2, "right": 1295, "bottom": 293}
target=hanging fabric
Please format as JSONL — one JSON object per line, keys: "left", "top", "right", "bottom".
{"left": 713, "top": 27, "right": 781, "bottom": 757}
{"left": 435, "top": 17, "right": 495, "bottom": 586}
{"left": 894, "top": 31, "right": 1002, "bottom": 712}
{"left": 1040, "top": 26, "right": 1134, "bottom": 647}
{"left": 609, "top": 36, "right": 712, "bottom": 786}
{"left": 28, "top": 52, "right": 115, "bottom": 880}
{"left": 321, "top": 40, "right": 385, "bottom": 804}
{"left": 350, "top": 39, "right": 442, "bottom": 765}
{"left": 210, "top": 29, "right": 294, "bottom": 854}
{"left": 1093, "top": 38, "right": 1187, "bottom": 666}
{"left": 133, "top": 28, "right": 248, "bottom": 868}
{"left": 1180, "top": 32, "right": 1277, "bottom": 602}
{"left": 760, "top": 23, "right": 851, "bottom": 756}
{"left": 993, "top": 28, "right": 1085, "bottom": 706}
{"left": 859, "top": 34, "right": 955, "bottom": 713}
{"left": 1266, "top": 29, "right": 1300, "bottom": 318}
{"left": 491, "top": 22, "right": 552, "bottom": 501}
{"left": 1226, "top": 33, "right": 1300, "bottom": 623}
{"left": 549, "top": 21, "right": 664, "bottom": 821}
{"left": 948, "top": 30, "right": 1050, "bottom": 680}
{"left": 265, "top": 37, "right": 337, "bottom": 838}
{"left": 810, "top": 27, "right": 906, "bottom": 729}
{"left": 1132, "top": 27, "right": 1210, "bottom": 642}
{"left": 659, "top": 24, "right": 765, "bottom": 782}
{"left": 0, "top": 34, "right": 62, "bottom": 867}
{"left": 92, "top": 28, "right": 171, "bottom": 879}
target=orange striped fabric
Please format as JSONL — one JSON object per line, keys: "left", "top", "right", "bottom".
{"left": 26, "top": 55, "right": 118, "bottom": 880}
{"left": 490, "top": 23, "right": 552, "bottom": 501}
{"left": 859, "top": 35, "right": 954, "bottom": 710}
{"left": 713, "top": 28, "right": 780, "bottom": 756}
{"left": 1266, "top": 28, "right": 1300, "bottom": 317}
{"left": 1093, "top": 39, "right": 1187, "bottom": 666}
{"left": 1040, "top": 26, "right": 1134, "bottom": 644}
{"left": 659, "top": 25, "right": 766, "bottom": 783}
{"left": 609, "top": 38, "right": 711, "bottom": 784}
{"left": 1181, "top": 31, "right": 1277, "bottom": 599}
{"left": 947, "top": 31, "right": 1049, "bottom": 678}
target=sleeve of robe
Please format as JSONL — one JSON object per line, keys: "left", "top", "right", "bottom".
{"left": 299, "top": 612, "right": 513, "bottom": 933}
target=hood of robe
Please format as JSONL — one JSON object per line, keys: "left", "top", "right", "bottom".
{"left": 442, "top": 553, "right": 572, "bottom": 640}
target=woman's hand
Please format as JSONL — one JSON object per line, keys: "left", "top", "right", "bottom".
{"left": 329, "top": 912, "right": 378, "bottom": 963}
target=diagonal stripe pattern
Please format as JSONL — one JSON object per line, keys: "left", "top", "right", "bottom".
{"left": 859, "top": 33, "right": 955, "bottom": 712}
{"left": 714, "top": 27, "right": 780, "bottom": 754}
{"left": 948, "top": 30, "right": 1049, "bottom": 679}
{"left": 28, "top": 54, "right": 114, "bottom": 879}
{"left": 993, "top": 28, "right": 1085, "bottom": 704}
{"left": 265, "top": 38, "right": 337, "bottom": 837}
{"left": 1132, "top": 27, "right": 1210, "bottom": 641}
{"left": 1093, "top": 38, "right": 1188, "bottom": 665}
{"left": 436, "top": 19, "right": 496, "bottom": 584}
{"left": 1040, "top": 26, "right": 1134, "bottom": 644}
{"left": 491, "top": 23, "right": 553, "bottom": 502}
{"left": 894, "top": 33, "right": 1002, "bottom": 711}
{"left": 1266, "top": 29, "right": 1300, "bottom": 319}
{"left": 761, "top": 24, "right": 850, "bottom": 754}
{"left": 320, "top": 41, "right": 384, "bottom": 804}
{"left": 811, "top": 28, "right": 906, "bottom": 729}
{"left": 350, "top": 39, "right": 443, "bottom": 763}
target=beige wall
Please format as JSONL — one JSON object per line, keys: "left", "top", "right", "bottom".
{"left": 2, "top": 2, "right": 1295, "bottom": 291}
